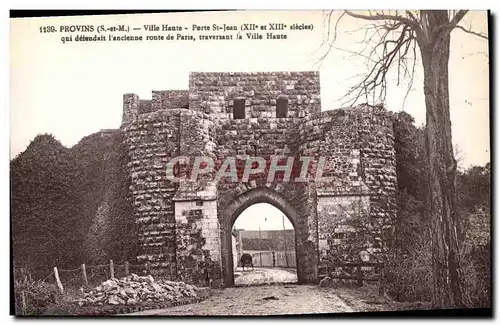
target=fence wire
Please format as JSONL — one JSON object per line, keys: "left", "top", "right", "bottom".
{"left": 128, "top": 263, "right": 145, "bottom": 276}
{"left": 86, "top": 264, "right": 112, "bottom": 287}
{"left": 57, "top": 268, "right": 84, "bottom": 290}
{"left": 13, "top": 262, "right": 146, "bottom": 315}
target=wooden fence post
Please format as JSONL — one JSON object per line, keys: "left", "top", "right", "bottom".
{"left": 378, "top": 263, "right": 385, "bottom": 296}
{"left": 357, "top": 264, "right": 363, "bottom": 287}
{"left": 53, "top": 267, "right": 64, "bottom": 294}
{"left": 81, "top": 264, "right": 89, "bottom": 287}
{"left": 21, "top": 290, "right": 27, "bottom": 315}
{"left": 125, "top": 261, "right": 129, "bottom": 277}
{"left": 110, "top": 260, "right": 115, "bottom": 279}
{"left": 146, "top": 261, "right": 151, "bottom": 275}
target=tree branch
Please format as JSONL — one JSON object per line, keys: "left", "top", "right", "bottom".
{"left": 345, "top": 10, "right": 419, "bottom": 29}
{"left": 315, "top": 11, "right": 347, "bottom": 67}
{"left": 454, "top": 24, "right": 488, "bottom": 40}
{"left": 434, "top": 10, "right": 473, "bottom": 40}
{"left": 449, "top": 10, "right": 469, "bottom": 27}
{"left": 339, "top": 25, "right": 416, "bottom": 105}
{"left": 406, "top": 10, "right": 419, "bottom": 24}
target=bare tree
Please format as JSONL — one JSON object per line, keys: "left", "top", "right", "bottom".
{"left": 320, "top": 10, "right": 488, "bottom": 309}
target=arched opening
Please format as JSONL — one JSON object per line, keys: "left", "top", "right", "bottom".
{"left": 220, "top": 187, "right": 310, "bottom": 287}
{"left": 232, "top": 203, "right": 297, "bottom": 286}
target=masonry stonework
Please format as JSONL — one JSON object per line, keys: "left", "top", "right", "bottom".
{"left": 120, "top": 71, "right": 397, "bottom": 287}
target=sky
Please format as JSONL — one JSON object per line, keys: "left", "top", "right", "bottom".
{"left": 10, "top": 11, "right": 490, "bottom": 230}
{"left": 234, "top": 203, "right": 294, "bottom": 231}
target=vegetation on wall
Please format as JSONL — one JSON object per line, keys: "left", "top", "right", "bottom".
{"left": 328, "top": 111, "right": 490, "bottom": 307}
{"left": 11, "top": 132, "right": 136, "bottom": 279}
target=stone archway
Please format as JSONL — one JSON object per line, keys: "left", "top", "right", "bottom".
{"left": 220, "top": 187, "right": 309, "bottom": 287}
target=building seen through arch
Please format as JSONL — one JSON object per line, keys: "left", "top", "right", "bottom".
{"left": 231, "top": 203, "right": 297, "bottom": 285}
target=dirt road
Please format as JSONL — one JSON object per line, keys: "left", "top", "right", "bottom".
{"left": 234, "top": 267, "right": 297, "bottom": 286}
{"left": 126, "top": 268, "right": 353, "bottom": 316}
{"left": 127, "top": 284, "right": 353, "bottom": 316}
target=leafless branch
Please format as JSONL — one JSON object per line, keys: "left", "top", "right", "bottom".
{"left": 339, "top": 25, "right": 417, "bottom": 105}
{"left": 316, "top": 11, "right": 347, "bottom": 67}
{"left": 318, "top": 10, "right": 484, "bottom": 108}
{"left": 449, "top": 10, "right": 469, "bottom": 27}
{"left": 344, "top": 10, "right": 420, "bottom": 29}
{"left": 402, "top": 40, "right": 418, "bottom": 110}
{"left": 454, "top": 24, "right": 488, "bottom": 40}
{"left": 406, "top": 10, "right": 419, "bottom": 24}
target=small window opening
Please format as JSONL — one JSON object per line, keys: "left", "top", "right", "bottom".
{"left": 196, "top": 200, "right": 204, "bottom": 207}
{"left": 233, "top": 98, "right": 246, "bottom": 119}
{"left": 276, "top": 96, "right": 288, "bottom": 118}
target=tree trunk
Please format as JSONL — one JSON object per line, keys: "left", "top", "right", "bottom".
{"left": 419, "top": 11, "right": 466, "bottom": 309}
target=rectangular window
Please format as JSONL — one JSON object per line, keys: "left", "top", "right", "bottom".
{"left": 276, "top": 97, "right": 288, "bottom": 118}
{"left": 233, "top": 98, "right": 246, "bottom": 119}
{"left": 196, "top": 200, "right": 203, "bottom": 207}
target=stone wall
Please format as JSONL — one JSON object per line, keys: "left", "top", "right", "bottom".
{"left": 179, "top": 110, "right": 217, "bottom": 183}
{"left": 121, "top": 90, "right": 189, "bottom": 128}
{"left": 215, "top": 117, "right": 300, "bottom": 186}
{"left": 174, "top": 199, "right": 222, "bottom": 286}
{"left": 139, "top": 100, "right": 153, "bottom": 114}
{"left": 356, "top": 105, "right": 398, "bottom": 226}
{"left": 298, "top": 109, "right": 370, "bottom": 195}
{"left": 122, "top": 109, "right": 182, "bottom": 277}
{"left": 189, "top": 72, "right": 321, "bottom": 119}
{"left": 122, "top": 93, "right": 139, "bottom": 126}
{"left": 152, "top": 90, "right": 189, "bottom": 110}
{"left": 279, "top": 182, "right": 318, "bottom": 283}
{"left": 308, "top": 105, "right": 397, "bottom": 263}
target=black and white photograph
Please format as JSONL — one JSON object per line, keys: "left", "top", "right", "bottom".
{"left": 9, "top": 9, "right": 491, "bottom": 317}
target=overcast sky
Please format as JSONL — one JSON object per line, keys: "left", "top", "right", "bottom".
{"left": 10, "top": 11, "right": 489, "bottom": 230}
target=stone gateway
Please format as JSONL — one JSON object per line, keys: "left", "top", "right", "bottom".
{"left": 121, "top": 71, "right": 397, "bottom": 287}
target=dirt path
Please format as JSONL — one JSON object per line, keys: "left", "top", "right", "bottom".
{"left": 234, "top": 267, "right": 297, "bottom": 286}
{"left": 127, "top": 285, "right": 353, "bottom": 316}
{"left": 127, "top": 281, "right": 354, "bottom": 316}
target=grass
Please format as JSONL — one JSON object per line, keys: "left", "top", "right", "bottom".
{"left": 322, "top": 283, "right": 432, "bottom": 312}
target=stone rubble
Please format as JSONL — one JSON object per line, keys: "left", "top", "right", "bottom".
{"left": 75, "top": 274, "right": 198, "bottom": 306}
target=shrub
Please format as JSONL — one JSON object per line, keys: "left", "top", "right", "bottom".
{"left": 384, "top": 226, "right": 491, "bottom": 307}
{"left": 461, "top": 242, "right": 491, "bottom": 308}
{"left": 14, "top": 274, "right": 61, "bottom": 315}
{"left": 385, "top": 236, "right": 433, "bottom": 303}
